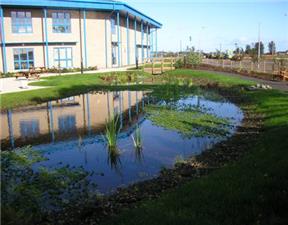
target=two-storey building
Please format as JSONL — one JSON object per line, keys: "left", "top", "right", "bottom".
{"left": 0, "top": 0, "right": 162, "bottom": 73}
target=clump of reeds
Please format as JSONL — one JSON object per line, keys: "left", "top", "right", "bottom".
{"left": 132, "top": 125, "right": 142, "bottom": 151}
{"left": 103, "top": 116, "right": 120, "bottom": 152}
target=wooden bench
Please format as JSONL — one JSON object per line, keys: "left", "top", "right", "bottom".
{"left": 15, "top": 67, "right": 46, "bottom": 80}
{"left": 280, "top": 69, "right": 288, "bottom": 81}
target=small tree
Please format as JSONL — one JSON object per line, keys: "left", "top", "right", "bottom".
{"left": 245, "top": 44, "right": 251, "bottom": 54}
{"left": 254, "top": 42, "right": 264, "bottom": 55}
{"left": 186, "top": 52, "right": 202, "bottom": 68}
{"left": 268, "top": 41, "right": 276, "bottom": 55}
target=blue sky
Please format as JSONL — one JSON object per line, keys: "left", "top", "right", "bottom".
{"left": 125, "top": 0, "right": 288, "bottom": 52}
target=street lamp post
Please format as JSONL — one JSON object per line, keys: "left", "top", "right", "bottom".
{"left": 257, "top": 23, "right": 261, "bottom": 68}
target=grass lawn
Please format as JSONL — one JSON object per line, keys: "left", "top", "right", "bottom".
{"left": 98, "top": 69, "right": 288, "bottom": 225}
{"left": 1, "top": 69, "right": 288, "bottom": 225}
{"left": 0, "top": 71, "right": 150, "bottom": 110}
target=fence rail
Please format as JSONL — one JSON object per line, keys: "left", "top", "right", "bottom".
{"left": 202, "top": 58, "right": 288, "bottom": 74}
{"left": 142, "top": 57, "right": 178, "bottom": 75}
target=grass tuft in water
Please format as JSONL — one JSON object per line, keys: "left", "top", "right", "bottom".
{"left": 132, "top": 125, "right": 142, "bottom": 151}
{"left": 103, "top": 116, "right": 121, "bottom": 153}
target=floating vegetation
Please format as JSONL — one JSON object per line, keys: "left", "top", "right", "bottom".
{"left": 145, "top": 104, "right": 231, "bottom": 138}
{"left": 1, "top": 146, "right": 96, "bottom": 225}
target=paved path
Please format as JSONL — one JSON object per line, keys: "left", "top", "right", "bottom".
{"left": 203, "top": 70, "right": 288, "bottom": 92}
{"left": 0, "top": 66, "right": 133, "bottom": 94}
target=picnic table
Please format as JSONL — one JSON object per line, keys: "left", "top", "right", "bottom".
{"left": 15, "top": 67, "right": 46, "bottom": 80}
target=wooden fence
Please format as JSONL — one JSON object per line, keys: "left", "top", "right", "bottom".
{"left": 142, "top": 57, "right": 178, "bottom": 75}
{"left": 202, "top": 58, "right": 288, "bottom": 75}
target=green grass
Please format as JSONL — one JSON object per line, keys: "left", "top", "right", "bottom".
{"left": 166, "top": 69, "right": 254, "bottom": 86}
{"left": 1, "top": 68, "right": 288, "bottom": 225}
{"left": 0, "top": 71, "right": 150, "bottom": 110}
{"left": 98, "top": 70, "right": 288, "bottom": 225}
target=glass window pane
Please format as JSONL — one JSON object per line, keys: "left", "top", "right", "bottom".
{"left": 28, "top": 50, "right": 33, "bottom": 60}
{"left": 26, "top": 26, "right": 32, "bottom": 33}
{"left": 18, "top": 12, "right": 25, "bottom": 18}
{"left": 14, "top": 53, "right": 19, "bottom": 61}
{"left": 20, "top": 51, "right": 27, "bottom": 60}
{"left": 21, "top": 62, "right": 28, "bottom": 69}
{"left": 14, "top": 62, "right": 20, "bottom": 70}
{"left": 59, "top": 49, "right": 65, "bottom": 59}
{"left": 67, "top": 60, "right": 72, "bottom": 68}
{"left": 26, "top": 12, "right": 31, "bottom": 18}
{"left": 29, "top": 62, "right": 34, "bottom": 69}
{"left": 66, "top": 48, "right": 72, "bottom": 58}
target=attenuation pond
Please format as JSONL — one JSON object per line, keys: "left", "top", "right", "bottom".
{"left": 1, "top": 88, "right": 243, "bottom": 210}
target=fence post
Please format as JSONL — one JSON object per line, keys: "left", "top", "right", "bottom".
{"left": 263, "top": 61, "right": 266, "bottom": 73}
{"left": 250, "top": 62, "right": 253, "bottom": 73}
{"left": 230, "top": 60, "right": 233, "bottom": 70}
{"left": 222, "top": 60, "right": 224, "bottom": 68}
{"left": 152, "top": 58, "right": 154, "bottom": 75}
{"left": 239, "top": 61, "right": 242, "bottom": 71}
{"left": 161, "top": 57, "right": 164, "bottom": 74}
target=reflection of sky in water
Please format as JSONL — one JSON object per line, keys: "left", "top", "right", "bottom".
{"left": 32, "top": 95, "right": 243, "bottom": 194}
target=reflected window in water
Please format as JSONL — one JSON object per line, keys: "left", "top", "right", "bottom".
{"left": 20, "top": 119, "right": 40, "bottom": 138}
{"left": 58, "top": 115, "right": 76, "bottom": 133}
{"left": 60, "top": 96, "right": 76, "bottom": 103}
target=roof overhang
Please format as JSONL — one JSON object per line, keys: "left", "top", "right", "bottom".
{"left": 0, "top": 0, "right": 162, "bottom": 28}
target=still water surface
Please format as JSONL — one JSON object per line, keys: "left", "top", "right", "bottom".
{"left": 0, "top": 90, "right": 243, "bottom": 193}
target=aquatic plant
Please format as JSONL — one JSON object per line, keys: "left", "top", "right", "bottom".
{"left": 107, "top": 148, "right": 121, "bottom": 171}
{"left": 132, "top": 125, "right": 142, "bottom": 150}
{"left": 103, "top": 116, "right": 120, "bottom": 152}
{"left": 145, "top": 105, "right": 231, "bottom": 138}
{"left": 174, "top": 155, "right": 186, "bottom": 168}
{"left": 1, "top": 146, "right": 95, "bottom": 225}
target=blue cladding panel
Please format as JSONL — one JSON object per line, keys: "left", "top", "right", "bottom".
{"left": 126, "top": 14, "right": 130, "bottom": 65}
{"left": 83, "top": 10, "right": 88, "bottom": 68}
{"left": 104, "top": 18, "right": 108, "bottom": 68}
{"left": 43, "top": 8, "right": 49, "bottom": 68}
{"left": 117, "top": 11, "right": 121, "bottom": 67}
{"left": 0, "top": 6, "right": 7, "bottom": 73}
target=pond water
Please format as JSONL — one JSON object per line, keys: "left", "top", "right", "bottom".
{"left": 1, "top": 90, "right": 243, "bottom": 194}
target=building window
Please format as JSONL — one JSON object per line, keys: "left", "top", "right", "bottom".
{"left": 111, "top": 17, "right": 116, "bottom": 34}
{"left": 11, "top": 11, "right": 32, "bottom": 33}
{"left": 13, "top": 48, "right": 34, "bottom": 70}
{"left": 20, "top": 119, "right": 39, "bottom": 138}
{"left": 111, "top": 43, "right": 118, "bottom": 65}
{"left": 54, "top": 47, "right": 73, "bottom": 68}
{"left": 58, "top": 115, "right": 76, "bottom": 133}
{"left": 52, "top": 12, "right": 71, "bottom": 33}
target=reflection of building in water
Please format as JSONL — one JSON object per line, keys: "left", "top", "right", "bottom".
{"left": 0, "top": 91, "right": 145, "bottom": 150}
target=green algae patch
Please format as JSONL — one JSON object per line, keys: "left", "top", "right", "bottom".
{"left": 145, "top": 105, "right": 231, "bottom": 138}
